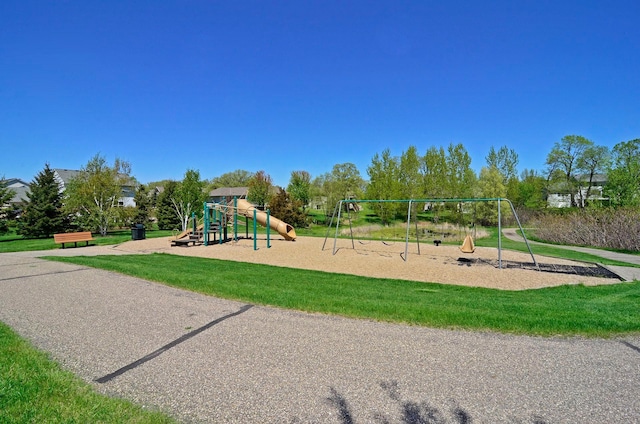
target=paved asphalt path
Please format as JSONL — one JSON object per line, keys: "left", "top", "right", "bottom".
{"left": 1, "top": 247, "right": 640, "bottom": 423}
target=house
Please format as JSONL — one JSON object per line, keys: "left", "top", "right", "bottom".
{"left": 2, "top": 178, "right": 30, "bottom": 207}
{"left": 53, "top": 168, "right": 137, "bottom": 207}
{"left": 208, "top": 187, "right": 248, "bottom": 204}
{"left": 547, "top": 174, "right": 608, "bottom": 208}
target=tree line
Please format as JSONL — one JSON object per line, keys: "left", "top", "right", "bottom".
{"left": 1, "top": 135, "right": 639, "bottom": 238}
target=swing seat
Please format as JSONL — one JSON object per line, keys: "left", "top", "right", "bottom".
{"left": 459, "top": 234, "right": 475, "bottom": 253}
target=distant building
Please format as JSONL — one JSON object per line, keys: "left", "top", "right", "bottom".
{"left": 208, "top": 187, "right": 248, "bottom": 204}
{"left": 547, "top": 174, "right": 608, "bottom": 208}
{"left": 2, "top": 178, "right": 30, "bottom": 207}
{"left": 53, "top": 168, "right": 137, "bottom": 207}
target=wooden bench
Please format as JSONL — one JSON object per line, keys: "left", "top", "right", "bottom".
{"left": 54, "top": 232, "right": 95, "bottom": 248}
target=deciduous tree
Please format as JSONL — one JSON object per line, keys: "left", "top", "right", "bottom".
{"left": 398, "top": 145, "right": 423, "bottom": 199}
{"left": 366, "top": 149, "right": 401, "bottom": 223}
{"left": 446, "top": 143, "right": 476, "bottom": 199}
{"left": 172, "top": 169, "right": 206, "bottom": 231}
{"left": 64, "top": 154, "right": 133, "bottom": 236}
{"left": 606, "top": 139, "right": 640, "bottom": 206}
{"left": 545, "top": 135, "right": 593, "bottom": 207}
{"left": 422, "top": 146, "right": 448, "bottom": 198}
{"left": 476, "top": 167, "right": 507, "bottom": 225}
{"left": 209, "top": 170, "right": 253, "bottom": 189}
{"left": 248, "top": 170, "right": 273, "bottom": 209}
{"left": 287, "top": 170, "right": 311, "bottom": 209}
{"left": 576, "top": 145, "right": 610, "bottom": 206}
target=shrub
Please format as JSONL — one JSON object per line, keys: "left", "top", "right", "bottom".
{"left": 531, "top": 207, "right": 640, "bottom": 251}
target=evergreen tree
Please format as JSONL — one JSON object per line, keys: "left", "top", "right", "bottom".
{"left": 156, "top": 181, "right": 182, "bottom": 230}
{"left": 0, "top": 176, "right": 16, "bottom": 235}
{"left": 132, "top": 184, "right": 152, "bottom": 227}
{"left": 17, "top": 164, "right": 67, "bottom": 238}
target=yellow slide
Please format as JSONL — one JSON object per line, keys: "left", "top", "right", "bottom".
{"left": 236, "top": 199, "right": 296, "bottom": 241}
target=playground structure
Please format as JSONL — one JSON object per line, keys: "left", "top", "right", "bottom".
{"left": 171, "top": 198, "right": 296, "bottom": 250}
{"left": 322, "top": 197, "right": 537, "bottom": 269}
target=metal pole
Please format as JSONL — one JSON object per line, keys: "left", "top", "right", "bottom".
{"left": 322, "top": 202, "right": 339, "bottom": 250}
{"left": 414, "top": 202, "right": 421, "bottom": 255}
{"left": 233, "top": 197, "right": 238, "bottom": 241}
{"left": 266, "top": 209, "right": 271, "bottom": 248}
{"left": 253, "top": 209, "right": 257, "bottom": 250}
{"left": 346, "top": 201, "right": 355, "bottom": 250}
{"left": 505, "top": 198, "right": 538, "bottom": 268}
{"left": 203, "top": 202, "right": 209, "bottom": 246}
{"left": 498, "top": 199, "right": 502, "bottom": 269}
{"left": 332, "top": 201, "right": 343, "bottom": 255}
{"left": 403, "top": 200, "right": 412, "bottom": 261}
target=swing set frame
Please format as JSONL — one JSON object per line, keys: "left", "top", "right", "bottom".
{"left": 322, "top": 197, "right": 538, "bottom": 269}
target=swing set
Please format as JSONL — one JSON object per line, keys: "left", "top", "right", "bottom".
{"left": 322, "top": 197, "right": 537, "bottom": 269}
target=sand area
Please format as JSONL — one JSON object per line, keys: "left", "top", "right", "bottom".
{"left": 113, "top": 235, "right": 623, "bottom": 290}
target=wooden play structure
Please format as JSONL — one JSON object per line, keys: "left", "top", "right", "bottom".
{"left": 170, "top": 198, "right": 296, "bottom": 250}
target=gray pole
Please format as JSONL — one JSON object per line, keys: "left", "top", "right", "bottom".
{"left": 498, "top": 199, "right": 502, "bottom": 269}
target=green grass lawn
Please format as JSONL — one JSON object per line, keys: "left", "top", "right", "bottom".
{"left": 0, "top": 229, "right": 173, "bottom": 253}
{"left": 0, "top": 322, "right": 175, "bottom": 423}
{"left": 48, "top": 253, "right": 640, "bottom": 337}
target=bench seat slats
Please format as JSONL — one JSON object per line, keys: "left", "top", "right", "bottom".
{"left": 53, "top": 232, "right": 94, "bottom": 248}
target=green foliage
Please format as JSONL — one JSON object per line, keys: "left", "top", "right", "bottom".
{"left": 172, "top": 169, "right": 206, "bottom": 231}
{"left": 446, "top": 143, "right": 476, "bottom": 198}
{"left": 17, "top": 164, "right": 68, "bottom": 238}
{"left": 399, "top": 145, "right": 422, "bottom": 199}
{"left": 0, "top": 322, "right": 175, "bottom": 423}
{"left": 516, "top": 169, "right": 547, "bottom": 209}
{"left": 606, "top": 139, "right": 640, "bottom": 207}
{"left": 0, "top": 176, "right": 16, "bottom": 235}
{"left": 64, "top": 154, "right": 133, "bottom": 236}
{"left": 366, "top": 149, "right": 402, "bottom": 222}
{"left": 247, "top": 170, "right": 272, "bottom": 208}
{"left": 287, "top": 170, "right": 311, "bottom": 208}
{"left": 546, "top": 135, "right": 606, "bottom": 206}
{"left": 475, "top": 167, "right": 507, "bottom": 225}
{"left": 49, "top": 254, "right": 640, "bottom": 337}
{"left": 208, "top": 169, "right": 253, "bottom": 189}
{"left": 486, "top": 145, "right": 519, "bottom": 181}
{"left": 268, "top": 187, "right": 308, "bottom": 228}
{"left": 156, "top": 181, "right": 182, "bottom": 230}
{"left": 132, "top": 184, "right": 152, "bottom": 226}
{"left": 422, "top": 146, "right": 448, "bottom": 197}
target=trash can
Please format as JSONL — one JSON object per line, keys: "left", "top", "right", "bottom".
{"left": 131, "top": 224, "right": 146, "bottom": 240}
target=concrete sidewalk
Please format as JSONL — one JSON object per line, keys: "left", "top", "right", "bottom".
{"left": 1, "top": 251, "right": 640, "bottom": 423}
{"left": 503, "top": 228, "right": 640, "bottom": 282}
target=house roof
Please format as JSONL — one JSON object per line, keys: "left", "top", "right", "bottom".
{"left": 9, "top": 185, "right": 30, "bottom": 204}
{"left": 2, "top": 178, "right": 30, "bottom": 204}
{"left": 209, "top": 187, "right": 248, "bottom": 197}
{"left": 4, "top": 178, "right": 30, "bottom": 188}
{"left": 53, "top": 169, "right": 81, "bottom": 186}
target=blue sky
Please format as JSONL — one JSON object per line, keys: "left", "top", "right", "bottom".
{"left": 2, "top": 1, "right": 638, "bottom": 188}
